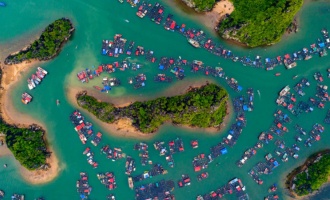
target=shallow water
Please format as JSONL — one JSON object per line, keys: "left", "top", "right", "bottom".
{"left": 1, "top": 0, "right": 330, "bottom": 199}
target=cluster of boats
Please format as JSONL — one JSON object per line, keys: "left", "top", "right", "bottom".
{"left": 135, "top": 179, "right": 175, "bottom": 200}
{"left": 125, "top": 156, "right": 136, "bottom": 175}
{"left": 133, "top": 142, "right": 150, "bottom": 166}
{"left": 197, "top": 178, "right": 248, "bottom": 200}
{"left": 116, "top": 0, "right": 330, "bottom": 71}
{"left": 101, "top": 34, "right": 127, "bottom": 58}
{"left": 101, "top": 145, "right": 123, "bottom": 161}
{"left": 132, "top": 163, "right": 167, "bottom": 184}
{"left": 27, "top": 67, "right": 48, "bottom": 90}
{"left": 70, "top": 110, "right": 97, "bottom": 145}
{"left": 76, "top": 172, "right": 92, "bottom": 199}
{"left": 21, "top": 92, "right": 32, "bottom": 104}
{"left": 97, "top": 172, "right": 117, "bottom": 190}
{"left": 177, "top": 174, "right": 191, "bottom": 188}
{"left": 83, "top": 147, "right": 98, "bottom": 169}
{"left": 153, "top": 138, "right": 185, "bottom": 168}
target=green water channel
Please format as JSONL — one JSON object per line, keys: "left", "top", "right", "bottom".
{"left": 1, "top": 0, "right": 330, "bottom": 199}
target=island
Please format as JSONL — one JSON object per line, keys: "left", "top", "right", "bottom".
{"left": 286, "top": 150, "right": 330, "bottom": 196}
{"left": 4, "top": 18, "right": 74, "bottom": 65}
{"left": 0, "top": 18, "right": 74, "bottom": 183}
{"left": 218, "top": 0, "right": 303, "bottom": 47}
{"left": 181, "top": 0, "right": 216, "bottom": 12}
{"left": 76, "top": 83, "right": 228, "bottom": 133}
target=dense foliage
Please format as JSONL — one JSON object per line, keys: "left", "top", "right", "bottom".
{"left": 193, "top": 0, "right": 215, "bottom": 11}
{"left": 77, "top": 84, "right": 228, "bottom": 133}
{"left": 218, "top": 0, "right": 303, "bottom": 47}
{"left": 5, "top": 18, "right": 74, "bottom": 64}
{"left": 294, "top": 154, "right": 330, "bottom": 196}
{"left": 0, "top": 120, "right": 49, "bottom": 170}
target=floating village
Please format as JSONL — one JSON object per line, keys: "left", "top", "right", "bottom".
{"left": 3, "top": 0, "right": 330, "bottom": 199}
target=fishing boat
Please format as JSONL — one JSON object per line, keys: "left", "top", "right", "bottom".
{"left": 275, "top": 73, "right": 281, "bottom": 76}
{"left": 128, "top": 176, "right": 134, "bottom": 189}
{"left": 38, "top": 67, "right": 48, "bottom": 75}
{"left": 268, "top": 184, "right": 277, "bottom": 192}
{"left": 188, "top": 38, "right": 200, "bottom": 48}
{"left": 21, "top": 92, "right": 32, "bottom": 104}
{"left": 279, "top": 86, "right": 290, "bottom": 96}
{"left": 0, "top": 2, "right": 6, "bottom": 7}
{"left": 79, "top": 133, "right": 87, "bottom": 144}
{"left": 27, "top": 79, "right": 35, "bottom": 90}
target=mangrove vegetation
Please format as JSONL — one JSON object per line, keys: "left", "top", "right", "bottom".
{"left": 4, "top": 18, "right": 74, "bottom": 65}
{"left": 286, "top": 150, "right": 330, "bottom": 196}
{"left": 218, "top": 0, "right": 303, "bottom": 47}
{"left": 77, "top": 83, "right": 228, "bottom": 133}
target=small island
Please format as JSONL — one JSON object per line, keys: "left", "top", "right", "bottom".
{"left": 0, "top": 119, "right": 50, "bottom": 170}
{"left": 4, "top": 18, "right": 74, "bottom": 65}
{"left": 286, "top": 150, "right": 330, "bottom": 196}
{"left": 76, "top": 83, "right": 228, "bottom": 133}
{"left": 218, "top": 0, "right": 303, "bottom": 47}
{"left": 0, "top": 18, "right": 74, "bottom": 182}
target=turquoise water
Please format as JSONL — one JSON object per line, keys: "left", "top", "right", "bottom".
{"left": 1, "top": 0, "right": 330, "bottom": 199}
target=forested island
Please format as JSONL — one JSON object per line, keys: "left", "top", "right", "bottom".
{"left": 286, "top": 150, "right": 330, "bottom": 196}
{"left": 181, "top": 0, "right": 215, "bottom": 12}
{"left": 4, "top": 18, "right": 74, "bottom": 65}
{"left": 0, "top": 119, "right": 50, "bottom": 170}
{"left": 76, "top": 83, "right": 228, "bottom": 133}
{"left": 218, "top": 0, "right": 303, "bottom": 47}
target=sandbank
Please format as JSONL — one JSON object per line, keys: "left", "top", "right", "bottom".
{"left": 66, "top": 78, "right": 232, "bottom": 139}
{"left": 0, "top": 60, "right": 60, "bottom": 184}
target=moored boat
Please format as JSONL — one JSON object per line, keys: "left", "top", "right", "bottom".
{"left": 21, "top": 92, "right": 32, "bottom": 104}
{"left": 128, "top": 176, "right": 134, "bottom": 189}
{"left": 275, "top": 73, "right": 281, "bottom": 76}
{"left": 38, "top": 67, "right": 48, "bottom": 75}
{"left": 188, "top": 38, "right": 200, "bottom": 48}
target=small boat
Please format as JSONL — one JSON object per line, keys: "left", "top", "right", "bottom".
{"left": 0, "top": 2, "right": 6, "bottom": 7}
{"left": 125, "top": 19, "right": 129, "bottom": 23}
{"left": 56, "top": 99, "right": 60, "bottom": 105}
{"left": 93, "top": 86, "right": 102, "bottom": 90}
{"left": 38, "top": 67, "right": 48, "bottom": 75}
{"left": 21, "top": 92, "right": 32, "bottom": 104}
{"left": 188, "top": 38, "right": 200, "bottom": 48}
{"left": 275, "top": 73, "right": 281, "bottom": 76}
{"left": 128, "top": 176, "right": 134, "bottom": 189}
{"left": 268, "top": 183, "right": 277, "bottom": 192}
{"left": 293, "top": 75, "right": 299, "bottom": 79}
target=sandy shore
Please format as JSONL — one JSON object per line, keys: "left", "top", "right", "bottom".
{"left": 67, "top": 79, "right": 232, "bottom": 139}
{"left": 197, "top": 0, "right": 234, "bottom": 30}
{"left": 19, "top": 147, "right": 60, "bottom": 185}
{"left": 0, "top": 60, "right": 60, "bottom": 184}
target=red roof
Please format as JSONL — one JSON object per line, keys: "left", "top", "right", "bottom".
{"left": 194, "top": 166, "right": 201, "bottom": 172}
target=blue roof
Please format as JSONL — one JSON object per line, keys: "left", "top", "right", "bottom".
{"left": 319, "top": 43, "right": 325, "bottom": 48}
{"left": 159, "top": 65, "right": 164, "bottom": 70}
{"left": 229, "top": 130, "right": 234, "bottom": 134}
{"left": 141, "top": 82, "right": 145, "bottom": 87}
{"left": 265, "top": 58, "right": 270, "bottom": 62}
{"left": 273, "top": 161, "right": 279, "bottom": 167}
{"left": 243, "top": 105, "right": 248, "bottom": 111}
{"left": 238, "top": 86, "right": 243, "bottom": 91}
{"left": 220, "top": 148, "right": 228, "bottom": 154}
{"left": 102, "top": 49, "right": 107, "bottom": 55}
{"left": 104, "top": 85, "right": 111, "bottom": 90}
